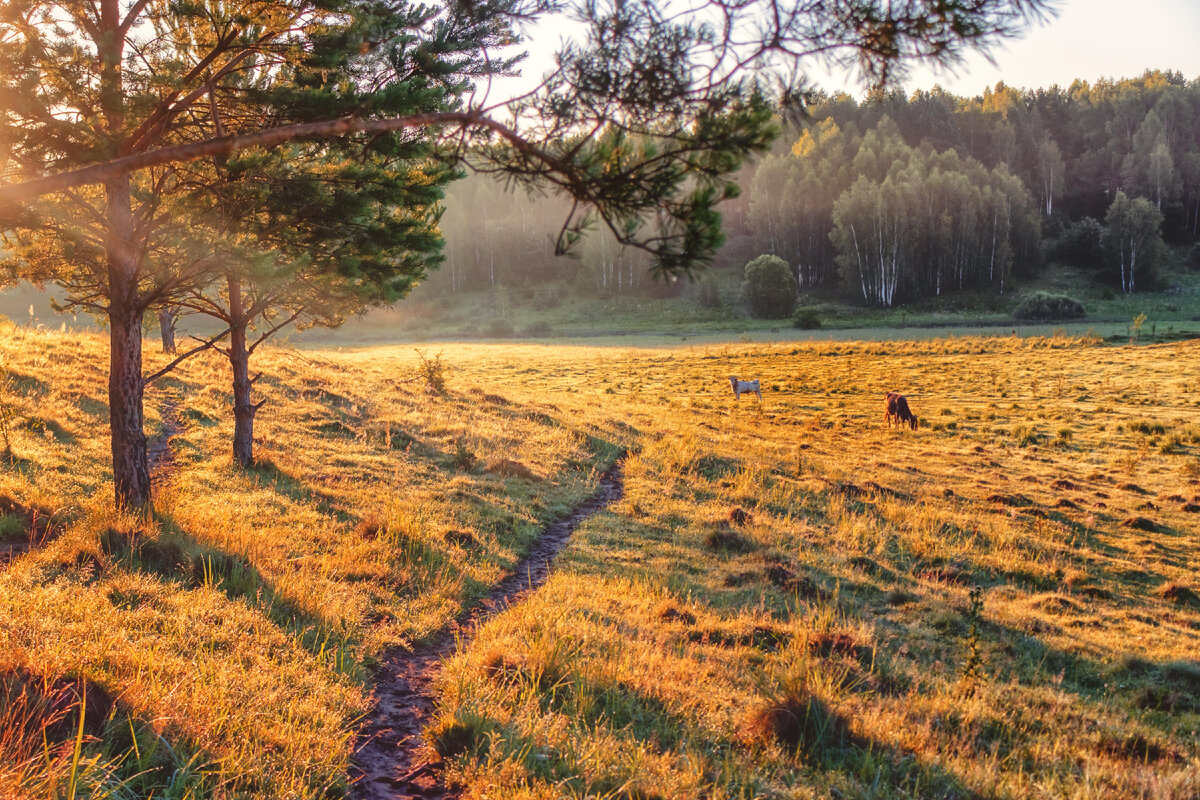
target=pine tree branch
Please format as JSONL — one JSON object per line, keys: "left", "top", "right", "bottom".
{"left": 1, "top": 111, "right": 552, "bottom": 207}
{"left": 118, "top": 0, "right": 155, "bottom": 38}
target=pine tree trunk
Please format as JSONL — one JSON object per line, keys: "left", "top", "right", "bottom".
{"left": 107, "top": 182, "right": 151, "bottom": 508}
{"left": 99, "top": 1, "right": 150, "bottom": 509}
{"left": 228, "top": 275, "right": 256, "bottom": 468}
{"left": 158, "top": 307, "right": 177, "bottom": 353}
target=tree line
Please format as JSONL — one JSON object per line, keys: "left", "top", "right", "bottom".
{"left": 426, "top": 70, "right": 1194, "bottom": 309}
{"left": 741, "top": 70, "right": 1193, "bottom": 306}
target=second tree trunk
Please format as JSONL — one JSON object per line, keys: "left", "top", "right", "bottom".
{"left": 228, "top": 275, "right": 256, "bottom": 467}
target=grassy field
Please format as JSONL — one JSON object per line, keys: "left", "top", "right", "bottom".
{"left": 0, "top": 328, "right": 1198, "bottom": 798}
{"left": 297, "top": 262, "right": 1200, "bottom": 346}
{"left": 422, "top": 336, "right": 1200, "bottom": 799}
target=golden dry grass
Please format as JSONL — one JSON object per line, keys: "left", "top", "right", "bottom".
{"left": 0, "top": 326, "right": 624, "bottom": 798}
{"left": 0, "top": 326, "right": 1197, "bottom": 798}
{"left": 423, "top": 334, "right": 1200, "bottom": 799}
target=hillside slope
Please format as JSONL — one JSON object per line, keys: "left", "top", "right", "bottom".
{"left": 0, "top": 329, "right": 625, "bottom": 798}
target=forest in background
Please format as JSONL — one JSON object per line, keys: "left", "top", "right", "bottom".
{"left": 424, "top": 70, "right": 1200, "bottom": 313}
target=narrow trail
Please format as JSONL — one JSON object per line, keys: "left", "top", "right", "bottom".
{"left": 148, "top": 393, "right": 185, "bottom": 489}
{"left": 351, "top": 462, "right": 625, "bottom": 800}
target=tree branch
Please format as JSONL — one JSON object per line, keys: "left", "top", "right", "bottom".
{"left": 117, "top": 0, "right": 154, "bottom": 38}
{"left": 248, "top": 308, "right": 305, "bottom": 354}
{"left": 1, "top": 112, "right": 554, "bottom": 208}
{"left": 141, "top": 327, "right": 232, "bottom": 387}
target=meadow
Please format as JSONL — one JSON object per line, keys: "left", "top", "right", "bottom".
{"left": 0, "top": 326, "right": 1197, "bottom": 798}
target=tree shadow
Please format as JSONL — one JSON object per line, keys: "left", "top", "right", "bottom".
{"left": 0, "top": 664, "right": 210, "bottom": 797}
{"left": 244, "top": 457, "right": 353, "bottom": 522}
{"left": 99, "top": 522, "right": 357, "bottom": 673}
{"left": 453, "top": 632, "right": 992, "bottom": 800}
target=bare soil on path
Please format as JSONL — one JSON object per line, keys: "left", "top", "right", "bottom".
{"left": 149, "top": 392, "right": 185, "bottom": 489}
{"left": 351, "top": 463, "right": 625, "bottom": 800}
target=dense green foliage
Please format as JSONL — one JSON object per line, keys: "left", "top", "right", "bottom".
{"left": 1012, "top": 292, "right": 1086, "bottom": 320}
{"left": 426, "top": 70, "right": 1198, "bottom": 312}
{"left": 1103, "top": 191, "right": 1166, "bottom": 294}
{"left": 742, "top": 255, "right": 796, "bottom": 318}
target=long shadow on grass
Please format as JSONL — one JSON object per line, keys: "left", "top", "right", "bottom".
{"left": 564, "top": 499, "right": 1200, "bottom": 778}
{"left": 245, "top": 458, "right": 355, "bottom": 523}
{"left": 450, "top": 641, "right": 991, "bottom": 799}
{"left": 99, "top": 523, "right": 362, "bottom": 677}
{"left": 1, "top": 665, "right": 211, "bottom": 797}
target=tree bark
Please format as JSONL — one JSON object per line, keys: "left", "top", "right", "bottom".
{"left": 98, "top": 0, "right": 150, "bottom": 510}
{"left": 228, "top": 275, "right": 256, "bottom": 467}
{"left": 107, "top": 178, "right": 152, "bottom": 509}
{"left": 158, "top": 307, "right": 178, "bottom": 353}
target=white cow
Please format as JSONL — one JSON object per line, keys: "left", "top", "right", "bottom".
{"left": 728, "top": 376, "right": 762, "bottom": 401}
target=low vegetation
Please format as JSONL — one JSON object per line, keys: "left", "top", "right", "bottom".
{"left": 0, "top": 327, "right": 1198, "bottom": 798}
{"left": 1013, "top": 292, "right": 1088, "bottom": 321}
{"left": 0, "top": 326, "right": 626, "bottom": 798}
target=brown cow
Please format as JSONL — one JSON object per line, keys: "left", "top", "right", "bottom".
{"left": 885, "top": 392, "right": 918, "bottom": 430}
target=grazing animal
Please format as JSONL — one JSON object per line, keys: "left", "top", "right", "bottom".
{"left": 884, "top": 392, "right": 918, "bottom": 430}
{"left": 729, "top": 376, "right": 762, "bottom": 402}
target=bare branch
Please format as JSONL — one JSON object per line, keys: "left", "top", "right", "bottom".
{"left": 141, "top": 328, "right": 232, "bottom": 387}
{"left": 248, "top": 308, "right": 305, "bottom": 354}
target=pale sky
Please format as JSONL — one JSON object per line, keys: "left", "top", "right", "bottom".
{"left": 493, "top": 0, "right": 1200, "bottom": 103}
{"left": 895, "top": 0, "right": 1200, "bottom": 96}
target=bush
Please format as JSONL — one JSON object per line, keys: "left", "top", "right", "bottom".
{"left": 483, "top": 318, "right": 514, "bottom": 338}
{"left": 1045, "top": 217, "right": 1105, "bottom": 268}
{"left": 415, "top": 349, "right": 447, "bottom": 394}
{"left": 520, "top": 321, "right": 553, "bottom": 338}
{"left": 792, "top": 307, "right": 821, "bottom": 330}
{"left": 742, "top": 255, "right": 796, "bottom": 318}
{"left": 1013, "top": 293, "right": 1086, "bottom": 321}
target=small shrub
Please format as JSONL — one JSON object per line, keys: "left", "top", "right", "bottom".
{"left": 451, "top": 439, "right": 477, "bottom": 471}
{"left": 1011, "top": 425, "right": 1044, "bottom": 447}
{"left": 414, "top": 349, "right": 447, "bottom": 395}
{"left": 791, "top": 307, "right": 821, "bottom": 330}
{"left": 741, "top": 660, "right": 854, "bottom": 757}
{"left": 1013, "top": 293, "right": 1086, "bottom": 321}
{"left": 1159, "top": 435, "right": 1184, "bottom": 455}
